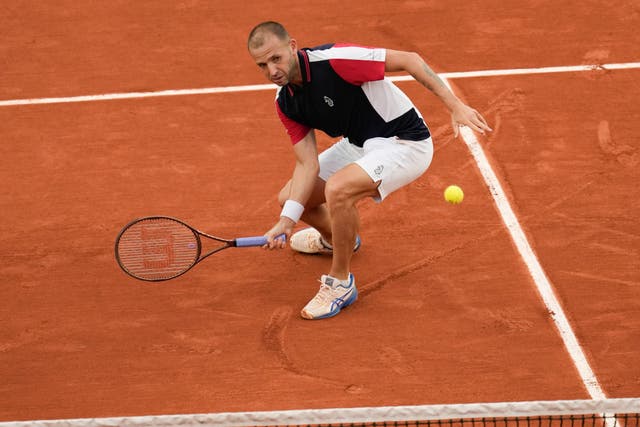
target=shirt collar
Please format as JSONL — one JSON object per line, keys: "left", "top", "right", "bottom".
{"left": 298, "top": 49, "right": 311, "bottom": 84}
{"left": 285, "top": 50, "right": 311, "bottom": 95}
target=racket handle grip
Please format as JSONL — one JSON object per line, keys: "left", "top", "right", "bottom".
{"left": 235, "top": 234, "right": 286, "bottom": 247}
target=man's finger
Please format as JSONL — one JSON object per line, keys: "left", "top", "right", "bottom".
{"left": 475, "top": 113, "right": 492, "bottom": 131}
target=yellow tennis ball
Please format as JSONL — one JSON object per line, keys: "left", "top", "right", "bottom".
{"left": 444, "top": 185, "right": 464, "bottom": 204}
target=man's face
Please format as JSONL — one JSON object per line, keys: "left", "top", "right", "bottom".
{"left": 249, "top": 33, "right": 298, "bottom": 86}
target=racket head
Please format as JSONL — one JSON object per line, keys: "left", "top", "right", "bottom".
{"left": 115, "top": 216, "right": 201, "bottom": 282}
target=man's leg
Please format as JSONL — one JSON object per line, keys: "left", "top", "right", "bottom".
{"left": 324, "top": 163, "right": 379, "bottom": 280}
{"left": 299, "top": 136, "right": 433, "bottom": 319}
{"left": 298, "top": 163, "right": 378, "bottom": 320}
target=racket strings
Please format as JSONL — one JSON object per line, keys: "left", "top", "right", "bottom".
{"left": 117, "top": 218, "right": 200, "bottom": 281}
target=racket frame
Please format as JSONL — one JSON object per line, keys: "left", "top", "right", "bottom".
{"left": 115, "top": 216, "right": 257, "bottom": 282}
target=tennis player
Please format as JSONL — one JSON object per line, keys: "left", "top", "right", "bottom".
{"left": 248, "top": 21, "right": 491, "bottom": 320}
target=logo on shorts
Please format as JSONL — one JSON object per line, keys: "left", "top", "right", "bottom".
{"left": 324, "top": 96, "right": 334, "bottom": 107}
{"left": 374, "top": 165, "right": 384, "bottom": 175}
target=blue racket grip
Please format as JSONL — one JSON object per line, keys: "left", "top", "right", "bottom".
{"left": 235, "top": 234, "right": 286, "bottom": 247}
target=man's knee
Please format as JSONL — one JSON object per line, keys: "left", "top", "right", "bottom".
{"left": 324, "top": 176, "right": 352, "bottom": 207}
{"left": 325, "top": 168, "right": 378, "bottom": 207}
{"left": 279, "top": 177, "right": 328, "bottom": 208}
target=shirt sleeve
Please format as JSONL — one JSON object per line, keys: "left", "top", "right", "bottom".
{"left": 276, "top": 100, "right": 311, "bottom": 145}
{"left": 327, "top": 43, "right": 386, "bottom": 86}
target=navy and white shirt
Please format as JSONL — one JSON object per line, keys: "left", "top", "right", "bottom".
{"left": 276, "top": 43, "right": 431, "bottom": 147}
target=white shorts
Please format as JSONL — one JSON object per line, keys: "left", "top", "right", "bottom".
{"left": 318, "top": 136, "right": 434, "bottom": 202}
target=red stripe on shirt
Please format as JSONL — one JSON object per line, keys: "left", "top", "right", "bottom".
{"left": 328, "top": 43, "right": 385, "bottom": 85}
{"left": 276, "top": 100, "right": 311, "bottom": 145}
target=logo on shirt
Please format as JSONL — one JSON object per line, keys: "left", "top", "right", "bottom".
{"left": 323, "top": 96, "right": 334, "bottom": 107}
{"left": 374, "top": 165, "right": 384, "bottom": 176}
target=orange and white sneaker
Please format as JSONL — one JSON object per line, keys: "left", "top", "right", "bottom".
{"left": 300, "top": 274, "right": 358, "bottom": 320}
{"left": 290, "top": 227, "right": 361, "bottom": 255}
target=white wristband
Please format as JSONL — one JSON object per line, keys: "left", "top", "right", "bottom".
{"left": 280, "top": 199, "right": 305, "bottom": 223}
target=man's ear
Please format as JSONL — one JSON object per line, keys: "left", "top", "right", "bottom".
{"left": 289, "top": 38, "right": 298, "bottom": 52}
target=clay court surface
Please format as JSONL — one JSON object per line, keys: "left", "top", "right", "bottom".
{"left": 1, "top": 1, "right": 639, "bottom": 422}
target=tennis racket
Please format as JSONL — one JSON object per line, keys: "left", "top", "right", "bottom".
{"left": 115, "top": 216, "right": 283, "bottom": 282}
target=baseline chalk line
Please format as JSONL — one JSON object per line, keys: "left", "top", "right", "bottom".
{"left": 1, "top": 61, "right": 639, "bottom": 107}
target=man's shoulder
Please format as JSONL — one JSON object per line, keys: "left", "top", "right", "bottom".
{"left": 303, "top": 43, "right": 381, "bottom": 51}
{"left": 302, "top": 43, "right": 336, "bottom": 52}
{"left": 304, "top": 43, "right": 385, "bottom": 63}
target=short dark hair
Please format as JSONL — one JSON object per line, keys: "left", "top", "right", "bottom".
{"left": 247, "top": 21, "right": 290, "bottom": 50}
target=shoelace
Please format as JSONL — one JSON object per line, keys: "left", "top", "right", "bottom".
{"left": 310, "top": 283, "right": 334, "bottom": 306}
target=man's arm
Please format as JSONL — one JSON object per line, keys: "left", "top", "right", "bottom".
{"left": 385, "top": 49, "right": 491, "bottom": 137}
{"left": 288, "top": 129, "right": 320, "bottom": 206}
{"left": 264, "top": 130, "right": 319, "bottom": 248}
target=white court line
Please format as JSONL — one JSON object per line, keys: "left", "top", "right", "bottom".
{"left": 1, "top": 61, "right": 639, "bottom": 107}
{"left": 441, "top": 77, "right": 607, "bottom": 400}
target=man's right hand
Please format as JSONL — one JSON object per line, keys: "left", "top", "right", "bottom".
{"left": 263, "top": 217, "right": 295, "bottom": 249}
